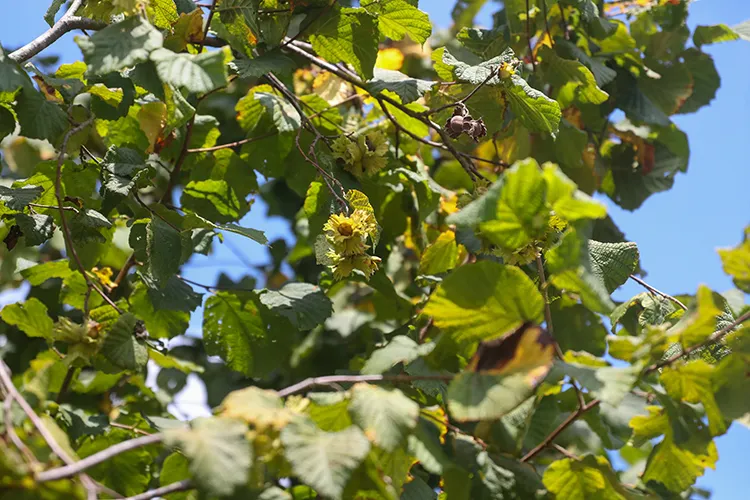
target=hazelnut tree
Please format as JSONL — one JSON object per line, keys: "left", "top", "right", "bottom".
{"left": 0, "top": 0, "right": 749, "bottom": 499}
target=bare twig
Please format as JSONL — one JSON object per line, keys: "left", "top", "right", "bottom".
{"left": 521, "top": 399, "right": 600, "bottom": 462}
{"left": 55, "top": 117, "right": 123, "bottom": 315}
{"left": 36, "top": 433, "right": 164, "bottom": 483}
{"left": 552, "top": 443, "right": 579, "bottom": 460}
{"left": 646, "top": 310, "right": 750, "bottom": 373}
{"left": 187, "top": 131, "right": 277, "bottom": 153}
{"left": 56, "top": 367, "right": 76, "bottom": 404}
{"left": 110, "top": 422, "right": 153, "bottom": 436}
{"left": 3, "top": 393, "right": 41, "bottom": 469}
{"left": 0, "top": 362, "right": 99, "bottom": 499}
{"left": 9, "top": 0, "right": 106, "bottom": 63}
{"left": 123, "top": 480, "right": 193, "bottom": 500}
{"left": 177, "top": 275, "right": 257, "bottom": 293}
{"left": 277, "top": 373, "right": 454, "bottom": 398}
{"left": 629, "top": 274, "right": 688, "bottom": 311}
{"left": 525, "top": 0, "right": 537, "bottom": 71}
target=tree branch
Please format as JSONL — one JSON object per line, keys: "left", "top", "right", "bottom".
{"left": 0, "top": 361, "right": 99, "bottom": 499}
{"left": 123, "top": 480, "right": 193, "bottom": 500}
{"left": 277, "top": 373, "right": 454, "bottom": 398}
{"left": 55, "top": 117, "right": 123, "bottom": 315}
{"left": 9, "top": 0, "right": 105, "bottom": 63}
{"left": 629, "top": 274, "right": 688, "bottom": 311}
{"left": 521, "top": 399, "right": 600, "bottom": 462}
{"left": 525, "top": 0, "right": 537, "bottom": 71}
{"left": 36, "top": 433, "right": 164, "bottom": 483}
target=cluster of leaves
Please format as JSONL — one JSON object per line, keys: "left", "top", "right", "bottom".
{"left": 0, "top": 0, "right": 749, "bottom": 499}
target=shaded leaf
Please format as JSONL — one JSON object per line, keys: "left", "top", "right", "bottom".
{"left": 258, "top": 282, "right": 333, "bottom": 330}
{"left": 349, "top": 383, "right": 420, "bottom": 451}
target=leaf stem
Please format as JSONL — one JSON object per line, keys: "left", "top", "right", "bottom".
{"left": 629, "top": 274, "right": 688, "bottom": 311}
{"left": 277, "top": 374, "right": 455, "bottom": 398}
{"left": 525, "top": 0, "right": 537, "bottom": 71}
{"left": 123, "top": 480, "right": 193, "bottom": 500}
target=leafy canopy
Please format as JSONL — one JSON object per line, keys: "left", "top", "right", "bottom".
{"left": 0, "top": 1, "right": 748, "bottom": 499}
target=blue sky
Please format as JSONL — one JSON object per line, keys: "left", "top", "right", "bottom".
{"left": 2, "top": 1, "right": 749, "bottom": 497}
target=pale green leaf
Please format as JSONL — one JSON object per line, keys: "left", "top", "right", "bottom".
{"left": 255, "top": 91, "right": 301, "bottom": 132}
{"left": 369, "top": 0, "right": 432, "bottom": 45}
{"left": 505, "top": 74, "right": 561, "bottom": 135}
{"left": 0, "top": 297, "right": 54, "bottom": 338}
{"left": 661, "top": 361, "right": 726, "bottom": 436}
{"left": 151, "top": 47, "right": 229, "bottom": 94}
{"left": 164, "top": 417, "right": 251, "bottom": 497}
{"left": 541, "top": 46, "right": 609, "bottom": 105}
{"left": 552, "top": 361, "right": 640, "bottom": 406}
{"left": 368, "top": 68, "right": 436, "bottom": 104}
{"left": 258, "top": 282, "right": 333, "bottom": 330}
{"left": 419, "top": 231, "right": 458, "bottom": 275}
{"left": 281, "top": 418, "right": 370, "bottom": 500}
{"left": 361, "top": 336, "right": 436, "bottom": 375}
{"left": 349, "top": 383, "right": 420, "bottom": 451}
{"left": 447, "top": 371, "right": 543, "bottom": 422}
{"left": 543, "top": 455, "right": 626, "bottom": 500}
{"left": 76, "top": 16, "right": 163, "bottom": 75}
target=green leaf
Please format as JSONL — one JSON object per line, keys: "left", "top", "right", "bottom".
{"left": 541, "top": 47, "right": 609, "bottom": 105}
{"left": 552, "top": 361, "right": 640, "bottom": 406}
{"left": 456, "top": 27, "right": 508, "bottom": 59}
{"left": 678, "top": 49, "right": 721, "bottom": 114}
{"left": 693, "top": 24, "right": 739, "bottom": 47}
{"left": 661, "top": 361, "right": 726, "bottom": 436}
{"left": 143, "top": 275, "right": 203, "bottom": 313}
{"left": 258, "top": 282, "right": 333, "bottom": 330}
{"left": 419, "top": 231, "right": 458, "bottom": 275}
{"left": 130, "top": 283, "right": 190, "bottom": 339}
{"left": 151, "top": 47, "right": 229, "bottom": 94}
{"left": 181, "top": 179, "right": 248, "bottom": 223}
{"left": 148, "top": 0, "right": 180, "bottom": 29}
{"left": 146, "top": 217, "right": 182, "bottom": 285}
{"left": 639, "top": 62, "right": 693, "bottom": 116}
{"left": 0, "top": 185, "right": 43, "bottom": 211}
{"left": 368, "top": 68, "right": 436, "bottom": 104}
{"left": 16, "top": 89, "right": 69, "bottom": 143}
{"left": 21, "top": 260, "right": 73, "bottom": 285}
{"left": 203, "top": 291, "right": 266, "bottom": 377}
{"left": 588, "top": 241, "right": 639, "bottom": 293}
{"left": 543, "top": 455, "right": 626, "bottom": 500}
{"left": 367, "top": 0, "right": 432, "bottom": 45}
{"left": 309, "top": 7, "right": 379, "bottom": 80}
{"left": 718, "top": 227, "right": 750, "bottom": 293}
{"left": 441, "top": 47, "right": 514, "bottom": 85}
{"left": 100, "top": 313, "right": 149, "bottom": 371}
{"left": 505, "top": 74, "right": 561, "bottom": 135}
{"left": 77, "top": 430, "right": 153, "bottom": 496}
{"left": 478, "top": 159, "right": 548, "bottom": 252}
{"left": 220, "top": 386, "right": 292, "bottom": 428}
{"left": 361, "top": 336, "right": 435, "bottom": 375}
{"left": 76, "top": 16, "right": 163, "bottom": 75}
{"left": 0, "top": 47, "right": 31, "bottom": 91}
{"left": 551, "top": 302, "right": 607, "bottom": 356}
{"left": 164, "top": 417, "right": 251, "bottom": 497}
{"left": 667, "top": 285, "right": 722, "bottom": 346}
{"left": 233, "top": 51, "right": 296, "bottom": 78}
{"left": 477, "top": 452, "right": 546, "bottom": 498}
{"left": 15, "top": 212, "right": 54, "bottom": 245}
{"left": 543, "top": 164, "right": 607, "bottom": 221}
{"left": 159, "top": 453, "right": 194, "bottom": 500}
{"left": 0, "top": 298, "right": 54, "bottom": 338}
{"left": 255, "top": 92, "right": 301, "bottom": 132}
{"left": 547, "top": 225, "right": 616, "bottom": 314}
{"left": 424, "top": 261, "right": 544, "bottom": 343}
{"left": 101, "top": 146, "right": 149, "bottom": 197}
{"left": 281, "top": 418, "right": 370, "bottom": 500}
{"left": 349, "top": 383, "right": 419, "bottom": 451}
{"left": 44, "top": 0, "right": 67, "bottom": 27}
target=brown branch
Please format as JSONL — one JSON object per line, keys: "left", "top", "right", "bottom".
{"left": 187, "top": 131, "right": 277, "bottom": 153}
{"left": 9, "top": 0, "right": 106, "bottom": 63}
{"left": 521, "top": 399, "right": 600, "bottom": 462}
{"left": 161, "top": 0, "right": 219, "bottom": 203}
{"left": 36, "top": 433, "right": 164, "bottom": 483}
{"left": 55, "top": 367, "right": 76, "bottom": 404}
{"left": 541, "top": 0, "right": 553, "bottom": 46}
{"left": 55, "top": 117, "right": 123, "bottom": 316}
{"left": 0, "top": 361, "right": 99, "bottom": 499}
{"left": 629, "top": 274, "right": 688, "bottom": 311}
{"left": 277, "top": 373, "right": 454, "bottom": 398}
{"left": 2, "top": 394, "right": 41, "bottom": 470}
{"left": 123, "top": 480, "right": 193, "bottom": 500}
{"left": 526, "top": 0, "right": 537, "bottom": 71}
{"left": 646, "top": 309, "right": 750, "bottom": 373}
{"left": 110, "top": 422, "right": 153, "bottom": 436}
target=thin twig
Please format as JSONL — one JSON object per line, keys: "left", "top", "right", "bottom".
{"left": 525, "top": 0, "right": 537, "bottom": 71}
{"left": 646, "top": 310, "right": 750, "bottom": 373}
{"left": 0, "top": 362, "right": 99, "bottom": 499}
{"left": 177, "top": 275, "right": 257, "bottom": 293}
{"left": 277, "top": 374, "right": 455, "bottom": 398}
{"left": 521, "top": 399, "right": 600, "bottom": 462}
{"left": 162, "top": 0, "right": 218, "bottom": 203}
{"left": 629, "top": 274, "right": 688, "bottom": 311}
{"left": 56, "top": 367, "right": 76, "bottom": 404}
{"left": 541, "top": 0, "right": 553, "bottom": 46}
{"left": 3, "top": 393, "right": 41, "bottom": 470}
{"left": 110, "top": 422, "right": 153, "bottom": 436}
{"left": 55, "top": 117, "right": 123, "bottom": 315}
{"left": 187, "top": 131, "right": 277, "bottom": 153}
{"left": 123, "top": 480, "right": 193, "bottom": 500}
{"left": 36, "top": 433, "right": 164, "bottom": 483}
{"left": 552, "top": 443, "right": 578, "bottom": 460}
{"left": 9, "top": 0, "right": 105, "bottom": 63}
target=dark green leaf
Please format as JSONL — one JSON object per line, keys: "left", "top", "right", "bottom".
{"left": 258, "top": 282, "right": 333, "bottom": 330}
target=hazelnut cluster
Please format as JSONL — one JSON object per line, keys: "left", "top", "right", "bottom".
{"left": 444, "top": 103, "right": 487, "bottom": 142}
